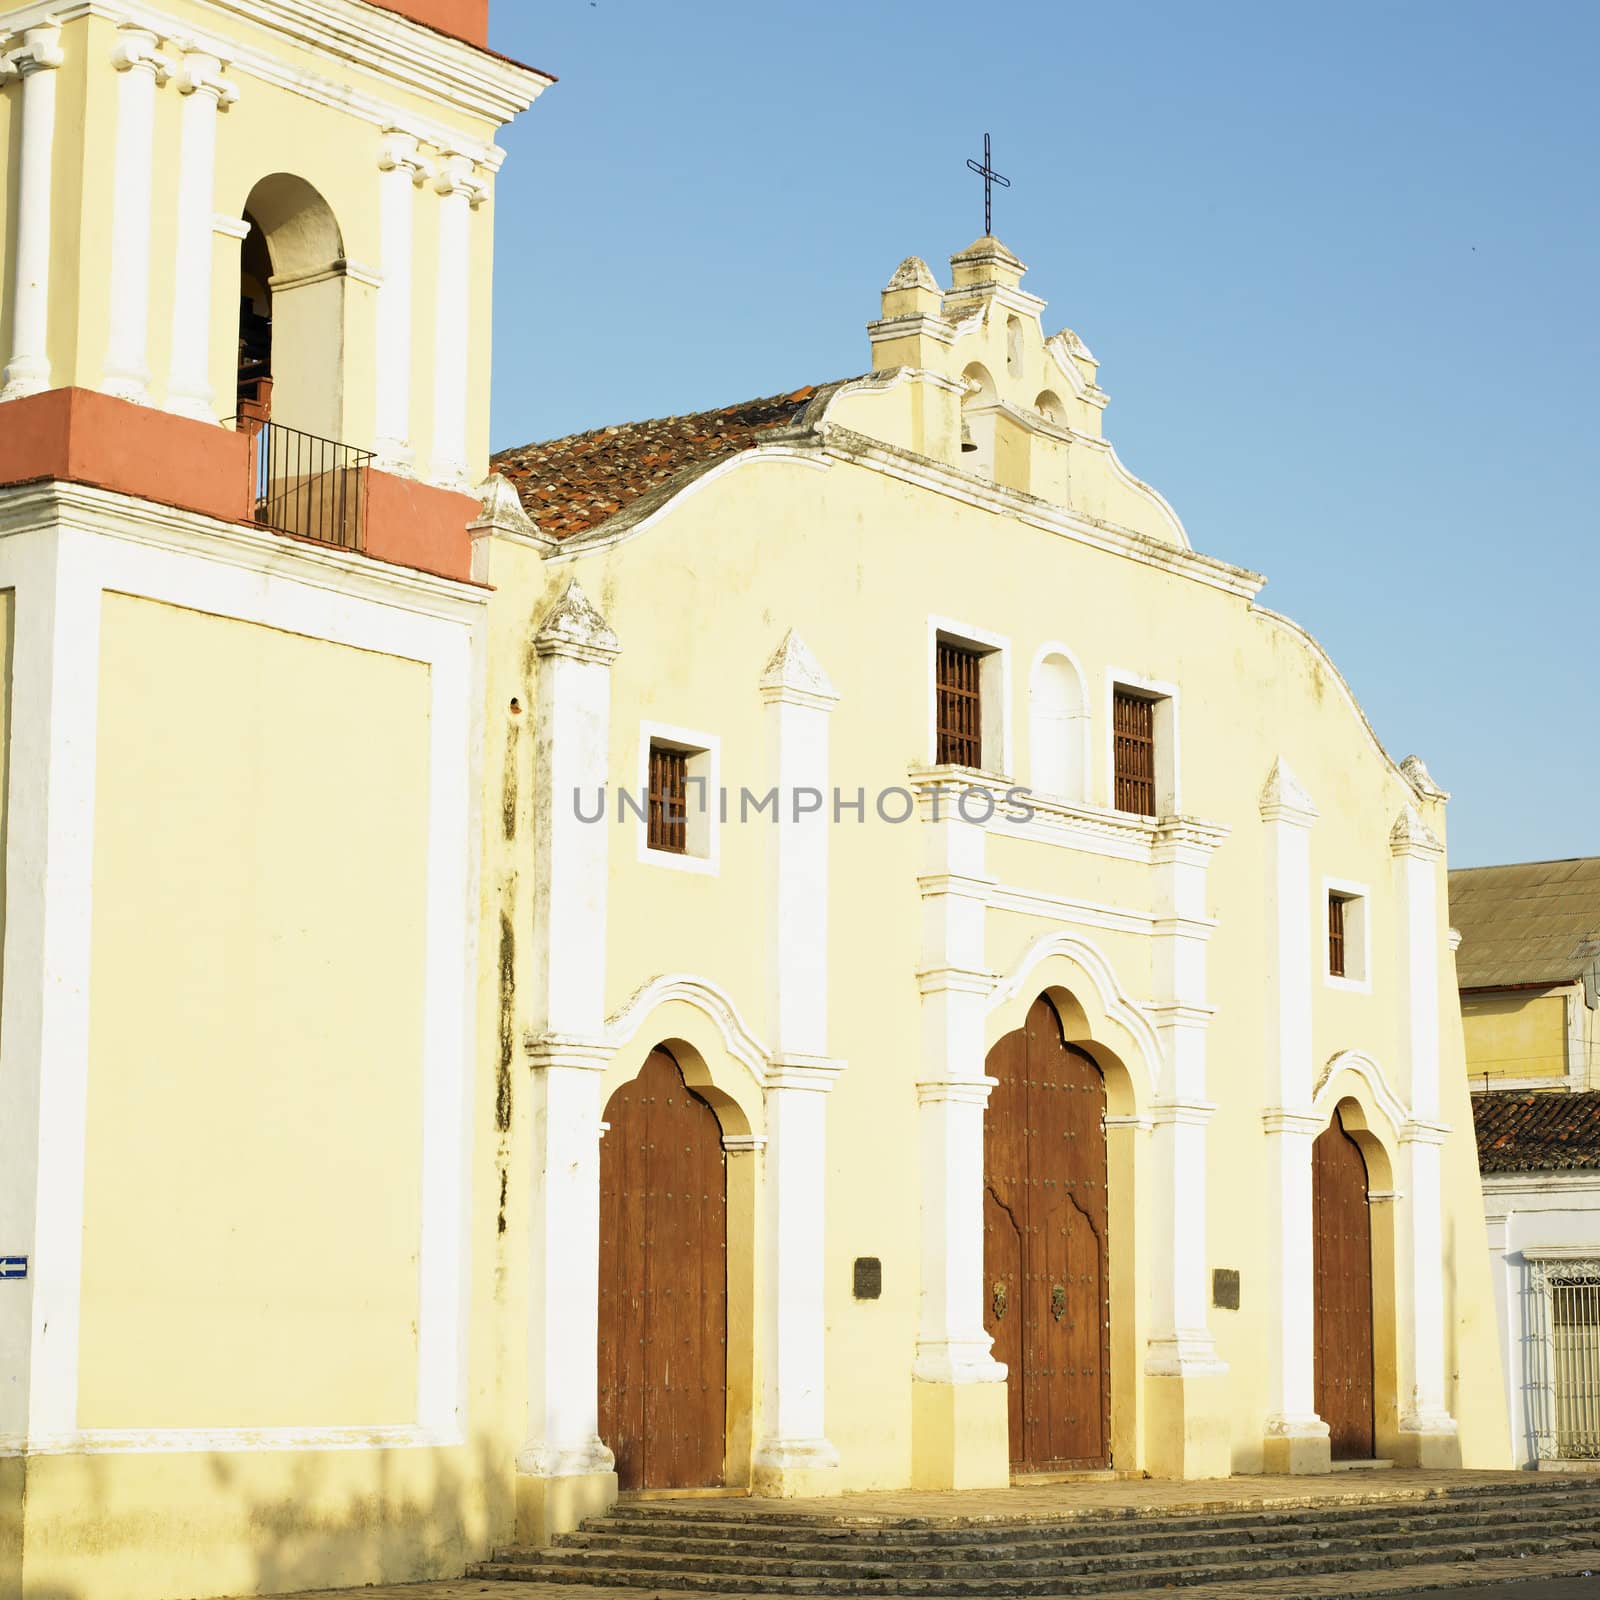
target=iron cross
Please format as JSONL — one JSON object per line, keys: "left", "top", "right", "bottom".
{"left": 966, "top": 132, "right": 1011, "bottom": 238}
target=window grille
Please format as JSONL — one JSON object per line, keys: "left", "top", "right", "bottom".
{"left": 1112, "top": 690, "right": 1156, "bottom": 816}
{"left": 1328, "top": 894, "right": 1348, "bottom": 978}
{"left": 647, "top": 744, "right": 688, "bottom": 853}
{"left": 1553, "top": 1278, "right": 1600, "bottom": 1459}
{"left": 936, "top": 640, "right": 983, "bottom": 768}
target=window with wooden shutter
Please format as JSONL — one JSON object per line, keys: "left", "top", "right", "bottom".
{"left": 1112, "top": 689, "right": 1156, "bottom": 816}
{"left": 1328, "top": 893, "right": 1348, "bottom": 978}
{"left": 647, "top": 743, "right": 688, "bottom": 853}
{"left": 936, "top": 639, "right": 983, "bottom": 768}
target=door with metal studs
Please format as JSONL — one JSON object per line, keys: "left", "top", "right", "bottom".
{"left": 983, "top": 994, "right": 1111, "bottom": 1471}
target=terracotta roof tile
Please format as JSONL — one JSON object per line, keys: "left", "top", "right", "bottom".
{"left": 490, "top": 386, "right": 830, "bottom": 540}
{"left": 1474, "top": 1090, "right": 1600, "bottom": 1173}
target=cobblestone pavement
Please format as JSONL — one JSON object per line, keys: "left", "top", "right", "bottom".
{"left": 245, "top": 1469, "right": 1600, "bottom": 1600}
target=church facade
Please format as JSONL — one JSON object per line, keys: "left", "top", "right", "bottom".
{"left": 483, "top": 241, "right": 1511, "bottom": 1536}
{"left": 0, "top": 0, "right": 1509, "bottom": 1596}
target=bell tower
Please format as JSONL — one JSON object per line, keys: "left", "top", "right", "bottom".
{"left": 0, "top": 0, "right": 547, "bottom": 499}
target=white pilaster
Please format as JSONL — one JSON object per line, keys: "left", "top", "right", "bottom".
{"left": 913, "top": 789, "right": 1003, "bottom": 1385}
{"left": 519, "top": 581, "right": 619, "bottom": 1525}
{"left": 164, "top": 51, "right": 237, "bottom": 423}
{"left": 754, "top": 632, "right": 842, "bottom": 1486}
{"left": 0, "top": 23, "right": 65, "bottom": 402}
{"left": 1145, "top": 819, "right": 1226, "bottom": 1378}
{"left": 373, "top": 129, "right": 429, "bottom": 475}
{"left": 101, "top": 26, "right": 170, "bottom": 403}
{"left": 429, "top": 152, "right": 484, "bottom": 489}
{"left": 0, "top": 527, "right": 104, "bottom": 1444}
{"left": 1391, "top": 806, "right": 1458, "bottom": 1460}
{"left": 1257, "top": 758, "right": 1329, "bottom": 1468}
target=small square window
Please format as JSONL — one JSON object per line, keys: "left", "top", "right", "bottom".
{"left": 1324, "top": 881, "right": 1370, "bottom": 988}
{"left": 638, "top": 724, "right": 718, "bottom": 872}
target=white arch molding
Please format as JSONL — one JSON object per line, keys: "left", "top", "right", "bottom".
{"left": 1313, "top": 1048, "right": 1411, "bottom": 1135}
{"left": 988, "top": 930, "right": 1163, "bottom": 1093}
{"left": 603, "top": 972, "right": 771, "bottom": 1089}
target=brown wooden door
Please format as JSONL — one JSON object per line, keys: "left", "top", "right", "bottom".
{"left": 983, "top": 995, "right": 1110, "bottom": 1471}
{"left": 1313, "top": 1110, "right": 1375, "bottom": 1461}
{"left": 598, "top": 1048, "right": 727, "bottom": 1490}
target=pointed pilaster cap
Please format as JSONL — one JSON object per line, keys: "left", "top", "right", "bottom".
{"left": 759, "top": 628, "right": 838, "bottom": 709}
{"left": 1400, "top": 753, "right": 1451, "bottom": 803}
{"left": 1390, "top": 804, "right": 1444, "bottom": 861}
{"left": 1259, "top": 757, "right": 1317, "bottom": 827}
{"left": 472, "top": 472, "right": 554, "bottom": 547}
{"left": 533, "top": 579, "right": 619, "bottom": 664}
{"left": 887, "top": 256, "right": 939, "bottom": 293}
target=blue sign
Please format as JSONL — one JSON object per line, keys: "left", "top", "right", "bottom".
{"left": 0, "top": 1257, "right": 27, "bottom": 1280}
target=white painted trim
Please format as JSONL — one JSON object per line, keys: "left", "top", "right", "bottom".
{"left": 0, "top": 526, "right": 102, "bottom": 1439}
{"left": 927, "top": 613, "right": 1013, "bottom": 774}
{"left": 1323, "top": 875, "right": 1373, "bottom": 993}
{"left": 0, "top": 22, "right": 63, "bottom": 401}
{"left": 0, "top": 1423, "right": 456, "bottom": 1458}
{"left": 988, "top": 883, "right": 1155, "bottom": 936}
{"left": 0, "top": 0, "right": 549, "bottom": 138}
{"left": 0, "top": 499, "right": 482, "bottom": 1449}
{"left": 1104, "top": 669, "right": 1181, "bottom": 815}
{"left": 603, "top": 973, "right": 770, "bottom": 1089}
{"left": 635, "top": 719, "right": 722, "bottom": 875}
{"left": 545, "top": 431, "right": 1262, "bottom": 603}
{"left": 1314, "top": 1049, "right": 1410, "bottom": 1135}
{"left": 987, "top": 929, "right": 1164, "bottom": 1093}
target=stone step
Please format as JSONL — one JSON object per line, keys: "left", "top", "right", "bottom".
{"left": 467, "top": 1529, "right": 1600, "bottom": 1594}
{"left": 524, "top": 1505, "right": 1600, "bottom": 1578}
{"left": 596, "top": 1476, "right": 1595, "bottom": 1532}
{"left": 551, "top": 1494, "right": 1600, "bottom": 1559}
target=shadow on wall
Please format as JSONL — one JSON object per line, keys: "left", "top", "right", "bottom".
{"left": 235, "top": 1434, "right": 511, "bottom": 1598}
{"left": 5, "top": 1432, "right": 514, "bottom": 1600}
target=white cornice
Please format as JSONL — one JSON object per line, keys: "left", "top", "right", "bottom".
{"left": 816, "top": 426, "right": 1261, "bottom": 600}
{"left": 1, "top": 0, "right": 547, "bottom": 146}
{"left": 0, "top": 479, "right": 488, "bottom": 620}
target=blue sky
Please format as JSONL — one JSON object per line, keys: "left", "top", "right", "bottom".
{"left": 486, "top": 1, "right": 1598, "bottom": 869}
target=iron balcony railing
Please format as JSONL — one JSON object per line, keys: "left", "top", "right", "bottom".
{"left": 243, "top": 417, "right": 372, "bottom": 552}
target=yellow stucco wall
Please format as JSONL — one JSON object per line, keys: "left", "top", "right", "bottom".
{"left": 1461, "top": 991, "right": 1568, "bottom": 1085}
{"left": 477, "top": 377, "right": 1510, "bottom": 1484}
{"left": 78, "top": 594, "right": 430, "bottom": 1431}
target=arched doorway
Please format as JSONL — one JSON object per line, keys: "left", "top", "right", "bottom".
{"left": 983, "top": 994, "right": 1110, "bottom": 1471}
{"left": 598, "top": 1046, "right": 727, "bottom": 1489}
{"left": 1313, "top": 1108, "right": 1376, "bottom": 1460}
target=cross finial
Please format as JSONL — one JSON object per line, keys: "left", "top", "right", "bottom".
{"left": 965, "top": 131, "right": 1011, "bottom": 238}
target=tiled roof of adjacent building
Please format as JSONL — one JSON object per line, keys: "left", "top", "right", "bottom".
{"left": 490, "top": 386, "right": 831, "bottom": 540}
{"left": 1450, "top": 856, "right": 1600, "bottom": 991}
{"left": 1474, "top": 1090, "right": 1600, "bottom": 1173}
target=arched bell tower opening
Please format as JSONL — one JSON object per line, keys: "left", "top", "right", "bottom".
{"left": 237, "top": 174, "right": 347, "bottom": 441}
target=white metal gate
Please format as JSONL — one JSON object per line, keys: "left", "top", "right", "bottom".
{"left": 1528, "top": 1255, "right": 1600, "bottom": 1462}
{"left": 1552, "top": 1278, "right": 1600, "bottom": 1458}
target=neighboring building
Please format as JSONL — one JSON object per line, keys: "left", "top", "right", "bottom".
{"left": 1476, "top": 1092, "right": 1600, "bottom": 1467}
{"left": 480, "top": 234, "right": 1511, "bottom": 1540}
{"left": 1455, "top": 859, "right": 1600, "bottom": 1468}
{"left": 1452, "top": 857, "right": 1600, "bottom": 1091}
{"left": 0, "top": 2, "right": 547, "bottom": 1596}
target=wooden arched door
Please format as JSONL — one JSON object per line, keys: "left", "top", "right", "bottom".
{"left": 983, "top": 994, "right": 1110, "bottom": 1471}
{"left": 1313, "top": 1109, "right": 1375, "bottom": 1460}
{"left": 598, "top": 1047, "right": 727, "bottom": 1489}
